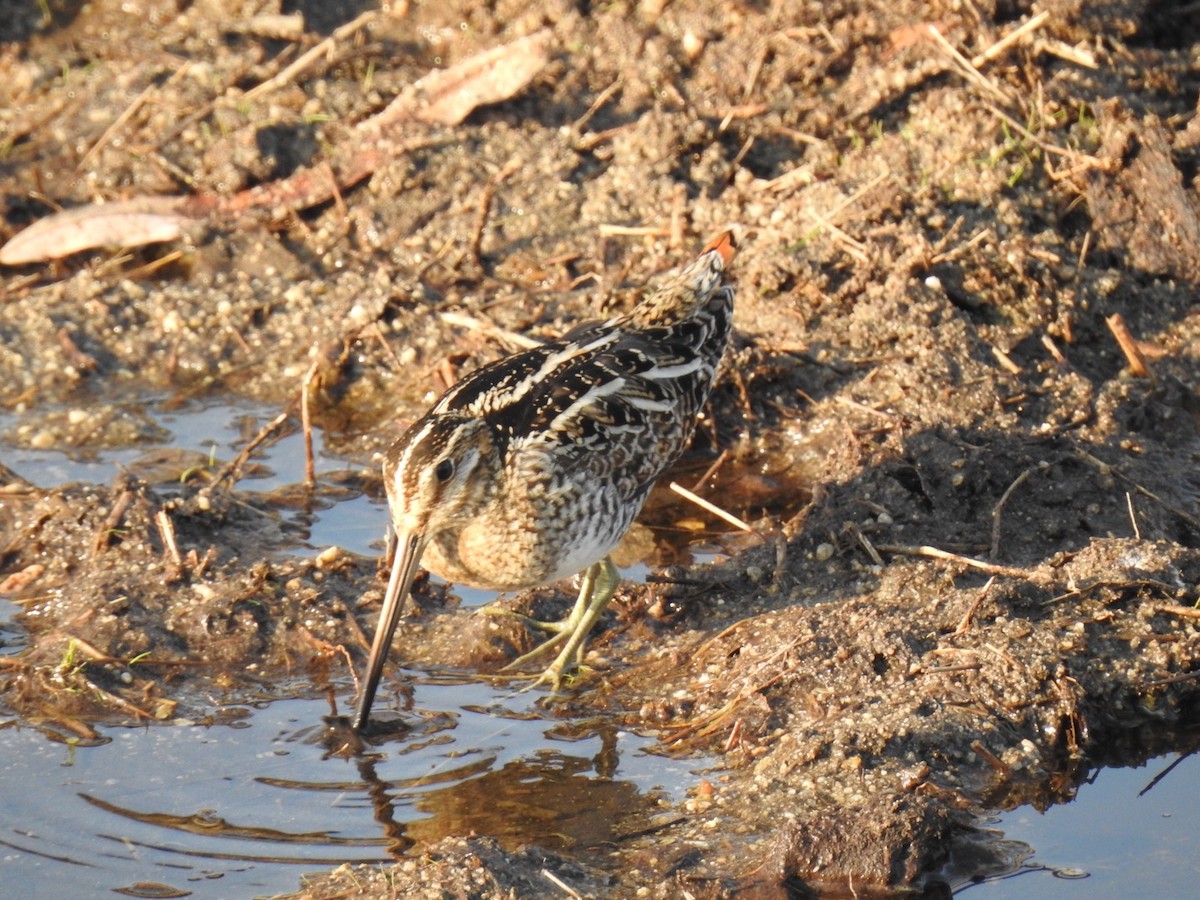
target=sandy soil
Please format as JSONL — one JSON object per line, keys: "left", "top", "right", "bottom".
{"left": 2, "top": 1, "right": 1200, "bottom": 896}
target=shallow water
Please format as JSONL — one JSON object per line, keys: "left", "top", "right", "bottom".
{"left": 1, "top": 397, "right": 1197, "bottom": 896}
{"left": 962, "top": 752, "right": 1200, "bottom": 897}
{"left": 0, "top": 678, "right": 693, "bottom": 898}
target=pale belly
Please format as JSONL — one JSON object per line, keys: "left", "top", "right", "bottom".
{"left": 421, "top": 488, "right": 643, "bottom": 591}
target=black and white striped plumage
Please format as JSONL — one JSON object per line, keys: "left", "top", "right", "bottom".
{"left": 353, "top": 233, "right": 735, "bottom": 728}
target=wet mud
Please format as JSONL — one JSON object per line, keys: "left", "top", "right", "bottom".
{"left": 2, "top": 1, "right": 1200, "bottom": 896}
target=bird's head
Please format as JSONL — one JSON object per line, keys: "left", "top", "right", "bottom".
{"left": 354, "top": 412, "right": 497, "bottom": 730}
{"left": 382, "top": 412, "right": 497, "bottom": 544}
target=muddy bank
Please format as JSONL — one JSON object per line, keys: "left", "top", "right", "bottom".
{"left": 3, "top": 0, "right": 1200, "bottom": 896}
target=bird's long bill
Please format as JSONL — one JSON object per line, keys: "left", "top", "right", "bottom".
{"left": 352, "top": 530, "right": 424, "bottom": 730}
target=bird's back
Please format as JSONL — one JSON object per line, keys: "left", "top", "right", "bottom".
{"left": 421, "top": 235, "right": 735, "bottom": 588}
{"left": 443, "top": 234, "right": 734, "bottom": 499}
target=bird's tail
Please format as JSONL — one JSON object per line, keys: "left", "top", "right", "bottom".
{"left": 625, "top": 230, "right": 736, "bottom": 328}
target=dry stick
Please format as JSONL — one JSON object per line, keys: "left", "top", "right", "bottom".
{"left": 1105, "top": 313, "right": 1153, "bottom": 379}
{"left": 954, "top": 576, "right": 996, "bottom": 635}
{"left": 971, "top": 739, "right": 1013, "bottom": 778}
{"left": 598, "top": 224, "right": 671, "bottom": 238}
{"left": 803, "top": 207, "right": 869, "bottom": 264}
{"left": 540, "top": 869, "right": 583, "bottom": 900}
{"left": 437, "top": 310, "right": 542, "bottom": 351}
{"left": 1126, "top": 492, "right": 1142, "bottom": 540}
{"left": 669, "top": 182, "right": 687, "bottom": 249}
{"left": 79, "top": 60, "right": 192, "bottom": 171}
{"left": 1037, "top": 38, "right": 1099, "bottom": 69}
{"left": 1144, "top": 669, "right": 1200, "bottom": 689}
{"left": 203, "top": 410, "right": 292, "bottom": 494}
{"left": 991, "top": 467, "right": 1035, "bottom": 560}
{"left": 469, "top": 160, "right": 520, "bottom": 267}
{"left": 970, "top": 10, "right": 1052, "bottom": 68}
{"left": 575, "top": 123, "right": 634, "bottom": 152}
{"left": 1041, "top": 333, "right": 1066, "bottom": 364}
{"left": 688, "top": 448, "right": 730, "bottom": 493}
{"left": 740, "top": 42, "right": 768, "bottom": 104}
{"left": 154, "top": 508, "right": 184, "bottom": 572}
{"left": 875, "top": 543, "right": 1031, "bottom": 578}
{"left": 990, "top": 344, "right": 1022, "bottom": 375}
{"left": 982, "top": 101, "right": 1100, "bottom": 164}
{"left": 93, "top": 489, "right": 134, "bottom": 558}
{"left": 836, "top": 395, "right": 902, "bottom": 422}
{"left": 925, "top": 24, "right": 1013, "bottom": 103}
{"left": 850, "top": 524, "right": 884, "bottom": 566}
{"left": 1153, "top": 603, "right": 1200, "bottom": 620}
{"left": 823, "top": 170, "right": 890, "bottom": 222}
{"left": 243, "top": 9, "right": 378, "bottom": 101}
{"left": 1075, "top": 449, "right": 1200, "bottom": 532}
{"left": 572, "top": 76, "right": 622, "bottom": 133}
{"left": 732, "top": 135, "right": 756, "bottom": 169}
{"left": 930, "top": 225, "right": 992, "bottom": 265}
{"left": 669, "top": 481, "right": 754, "bottom": 533}
{"left": 301, "top": 359, "right": 320, "bottom": 488}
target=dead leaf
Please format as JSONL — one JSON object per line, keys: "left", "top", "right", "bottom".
{"left": 0, "top": 196, "right": 190, "bottom": 266}
{"left": 371, "top": 28, "right": 554, "bottom": 130}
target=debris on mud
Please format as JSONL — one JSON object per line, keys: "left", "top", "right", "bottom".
{"left": 2, "top": 1, "right": 1199, "bottom": 896}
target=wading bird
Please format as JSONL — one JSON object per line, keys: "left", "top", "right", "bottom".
{"left": 354, "top": 232, "right": 736, "bottom": 729}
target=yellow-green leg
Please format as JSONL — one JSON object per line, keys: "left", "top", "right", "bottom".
{"left": 498, "top": 557, "right": 619, "bottom": 689}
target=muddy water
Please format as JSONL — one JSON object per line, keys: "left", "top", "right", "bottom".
{"left": 964, "top": 752, "right": 1200, "bottom": 897}
{"left": 0, "top": 399, "right": 706, "bottom": 897}
{"left": 1, "top": 398, "right": 1197, "bottom": 898}
{"left": 1, "top": 680, "right": 692, "bottom": 897}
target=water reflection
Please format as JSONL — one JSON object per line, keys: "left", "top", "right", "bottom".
{"left": 0, "top": 679, "right": 687, "bottom": 898}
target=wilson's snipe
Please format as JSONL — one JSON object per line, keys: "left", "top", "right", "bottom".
{"left": 353, "top": 232, "right": 736, "bottom": 729}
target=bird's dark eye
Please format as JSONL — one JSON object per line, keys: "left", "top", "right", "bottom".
{"left": 434, "top": 458, "right": 455, "bottom": 483}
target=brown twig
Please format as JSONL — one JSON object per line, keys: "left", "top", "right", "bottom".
{"left": 1105, "top": 313, "right": 1153, "bottom": 379}
{"left": 571, "top": 76, "right": 622, "bottom": 133}
{"left": 1143, "top": 670, "right": 1200, "bottom": 689}
{"left": 79, "top": 60, "right": 192, "bottom": 171}
{"left": 1075, "top": 450, "right": 1200, "bottom": 531}
{"left": 669, "top": 481, "right": 754, "bottom": 533}
{"left": 688, "top": 448, "right": 729, "bottom": 493}
{"left": 991, "top": 467, "right": 1035, "bottom": 560}
{"left": 243, "top": 10, "right": 378, "bottom": 101}
{"left": 597, "top": 224, "right": 671, "bottom": 239}
{"left": 954, "top": 576, "right": 996, "bottom": 635}
{"left": 876, "top": 543, "right": 1031, "bottom": 578}
{"left": 971, "top": 739, "right": 1013, "bottom": 778}
{"left": 669, "top": 182, "right": 687, "bottom": 250}
{"left": 301, "top": 359, "right": 319, "bottom": 488}
{"left": 470, "top": 160, "right": 520, "bottom": 267}
{"left": 849, "top": 524, "right": 884, "bottom": 566}
{"left": 202, "top": 410, "right": 292, "bottom": 495}
{"left": 990, "top": 344, "right": 1022, "bottom": 375}
{"left": 1041, "top": 333, "right": 1066, "bottom": 364}
{"left": 154, "top": 508, "right": 184, "bottom": 579}
{"left": 93, "top": 488, "right": 134, "bottom": 557}
{"left": 970, "top": 10, "right": 1051, "bottom": 68}
{"left": 56, "top": 328, "right": 98, "bottom": 374}
{"left": 1152, "top": 603, "right": 1200, "bottom": 620}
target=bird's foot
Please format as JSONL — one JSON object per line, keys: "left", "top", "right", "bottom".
{"left": 497, "top": 626, "right": 571, "bottom": 672}
{"left": 479, "top": 604, "right": 576, "bottom": 635}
